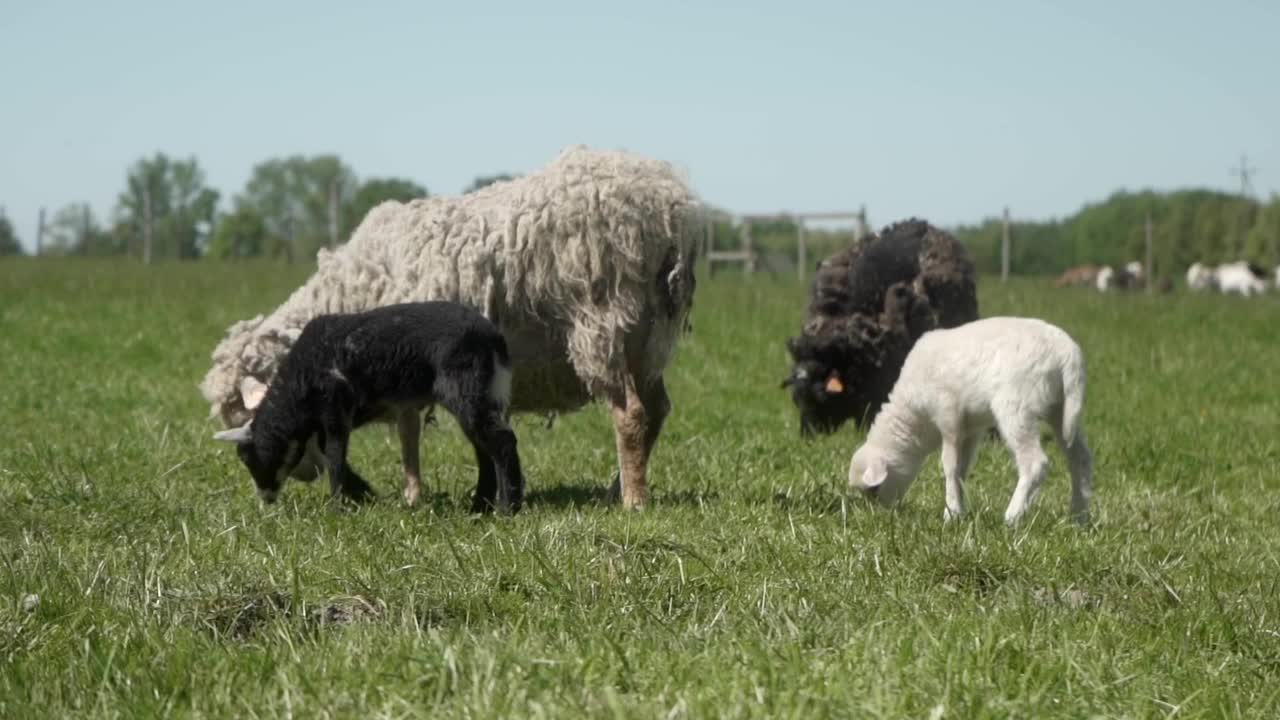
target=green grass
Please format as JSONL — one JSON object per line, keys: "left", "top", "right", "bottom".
{"left": 2, "top": 258, "right": 1279, "bottom": 718}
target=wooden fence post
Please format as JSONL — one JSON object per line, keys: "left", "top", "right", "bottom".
{"left": 797, "top": 220, "right": 807, "bottom": 284}
{"left": 1145, "top": 211, "right": 1154, "bottom": 294}
{"left": 36, "top": 207, "right": 46, "bottom": 256}
{"left": 142, "top": 187, "right": 153, "bottom": 264}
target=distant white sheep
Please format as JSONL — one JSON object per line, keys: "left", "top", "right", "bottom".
{"left": 847, "top": 317, "right": 1093, "bottom": 526}
{"left": 1187, "top": 261, "right": 1268, "bottom": 296}
{"left": 1213, "top": 261, "right": 1267, "bottom": 296}
{"left": 201, "top": 146, "right": 702, "bottom": 509}
{"left": 1186, "top": 262, "right": 1215, "bottom": 291}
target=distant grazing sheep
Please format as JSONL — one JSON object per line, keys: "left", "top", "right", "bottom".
{"left": 1095, "top": 263, "right": 1143, "bottom": 292}
{"left": 202, "top": 146, "right": 701, "bottom": 509}
{"left": 214, "top": 302, "right": 525, "bottom": 514}
{"left": 783, "top": 219, "right": 978, "bottom": 435}
{"left": 1187, "top": 261, "right": 1268, "bottom": 296}
{"left": 1215, "top": 261, "right": 1268, "bottom": 296}
{"left": 1053, "top": 264, "right": 1100, "bottom": 288}
{"left": 847, "top": 316, "right": 1093, "bottom": 526}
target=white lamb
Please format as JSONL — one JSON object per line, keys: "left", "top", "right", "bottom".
{"left": 847, "top": 317, "right": 1093, "bottom": 526}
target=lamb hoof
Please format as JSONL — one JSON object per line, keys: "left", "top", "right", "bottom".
{"left": 943, "top": 508, "right": 964, "bottom": 524}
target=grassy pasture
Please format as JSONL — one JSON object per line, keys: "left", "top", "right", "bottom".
{"left": 1, "top": 259, "right": 1278, "bottom": 718}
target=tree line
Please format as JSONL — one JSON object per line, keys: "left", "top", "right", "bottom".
{"left": 3, "top": 160, "right": 1277, "bottom": 277}
{"left": 0, "top": 153, "right": 516, "bottom": 260}
{"left": 954, "top": 189, "right": 1280, "bottom": 277}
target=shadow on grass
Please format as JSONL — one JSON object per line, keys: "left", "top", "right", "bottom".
{"left": 525, "top": 482, "right": 721, "bottom": 509}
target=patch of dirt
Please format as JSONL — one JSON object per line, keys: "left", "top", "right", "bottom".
{"left": 1032, "top": 586, "right": 1101, "bottom": 610}
{"left": 200, "top": 590, "right": 294, "bottom": 640}
{"left": 311, "top": 595, "right": 384, "bottom": 626}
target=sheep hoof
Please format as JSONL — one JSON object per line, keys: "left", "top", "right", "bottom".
{"left": 605, "top": 471, "right": 647, "bottom": 510}
{"left": 403, "top": 485, "right": 421, "bottom": 507}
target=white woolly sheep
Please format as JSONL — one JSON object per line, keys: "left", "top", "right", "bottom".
{"left": 1187, "top": 261, "right": 1268, "bottom": 296}
{"left": 1186, "top": 262, "right": 1215, "bottom": 291}
{"left": 201, "top": 146, "right": 701, "bottom": 509}
{"left": 1213, "top": 261, "right": 1267, "bottom": 296}
{"left": 847, "top": 316, "right": 1093, "bottom": 526}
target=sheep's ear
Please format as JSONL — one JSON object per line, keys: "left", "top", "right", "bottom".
{"left": 824, "top": 371, "right": 845, "bottom": 394}
{"left": 862, "top": 457, "right": 888, "bottom": 489}
{"left": 213, "top": 423, "right": 252, "bottom": 444}
{"left": 239, "top": 376, "right": 268, "bottom": 411}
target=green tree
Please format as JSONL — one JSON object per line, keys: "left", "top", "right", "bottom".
{"left": 345, "top": 178, "right": 427, "bottom": 235}
{"left": 205, "top": 206, "right": 268, "bottom": 260}
{"left": 116, "top": 153, "right": 220, "bottom": 259}
{"left": 239, "top": 155, "right": 357, "bottom": 261}
{"left": 40, "top": 203, "right": 120, "bottom": 256}
{"left": 463, "top": 173, "right": 516, "bottom": 194}
{"left": 1244, "top": 195, "right": 1280, "bottom": 268}
{"left": 0, "top": 212, "right": 22, "bottom": 256}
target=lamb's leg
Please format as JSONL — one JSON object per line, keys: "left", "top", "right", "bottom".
{"left": 320, "top": 424, "right": 374, "bottom": 504}
{"left": 398, "top": 408, "right": 423, "bottom": 507}
{"left": 450, "top": 404, "right": 523, "bottom": 515}
{"left": 469, "top": 444, "right": 499, "bottom": 514}
{"left": 609, "top": 376, "right": 669, "bottom": 510}
{"left": 1053, "top": 420, "right": 1094, "bottom": 526}
{"left": 940, "top": 433, "right": 977, "bottom": 523}
{"left": 1001, "top": 423, "right": 1050, "bottom": 526}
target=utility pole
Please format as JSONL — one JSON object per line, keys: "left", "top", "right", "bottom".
{"left": 1001, "top": 207, "right": 1011, "bottom": 282}
{"left": 82, "top": 203, "right": 91, "bottom": 256}
{"left": 36, "top": 207, "right": 46, "bottom": 256}
{"left": 1152, "top": 210, "right": 1162, "bottom": 294}
{"left": 142, "top": 187, "right": 154, "bottom": 264}
{"left": 1230, "top": 154, "right": 1257, "bottom": 197}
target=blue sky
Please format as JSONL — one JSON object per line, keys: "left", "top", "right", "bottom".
{"left": 2, "top": 0, "right": 1276, "bottom": 251}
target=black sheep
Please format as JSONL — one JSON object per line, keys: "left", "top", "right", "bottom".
{"left": 783, "top": 219, "right": 978, "bottom": 435}
{"left": 213, "top": 301, "right": 525, "bottom": 514}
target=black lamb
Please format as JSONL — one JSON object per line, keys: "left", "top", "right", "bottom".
{"left": 783, "top": 219, "right": 979, "bottom": 435}
{"left": 213, "top": 301, "right": 525, "bottom": 514}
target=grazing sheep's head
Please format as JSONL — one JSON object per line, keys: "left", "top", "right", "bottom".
{"left": 213, "top": 425, "right": 305, "bottom": 505}
{"left": 847, "top": 444, "right": 912, "bottom": 506}
{"left": 213, "top": 377, "right": 322, "bottom": 502}
{"left": 782, "top": 323, "right": 888, "bottom": 436}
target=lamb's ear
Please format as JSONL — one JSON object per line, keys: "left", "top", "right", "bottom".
{"left": 239, "top": 376, "right": 268, "bottom": 411}
{"left": 213, "top": 423, "right": 252, "bottom": 444}
{"left": 862, "top": 457, "right": 888, "bottom": 489}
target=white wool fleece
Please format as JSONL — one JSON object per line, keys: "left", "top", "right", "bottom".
{"left": 847, "top": 316, "right": 1093, "bottom": 526}
{"left": 201, "top": 145, "right": 702, "bottom": 429}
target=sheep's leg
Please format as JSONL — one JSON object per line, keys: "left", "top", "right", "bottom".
{"left": 1052, "top": 418, "right": 1094, "bottom": 526}
{"left": 1000, "top": 422, "right": 1050, "bottom": 526}
{"left": 940, "top": 433, "right": 975, "bottom": 523}
{"left": 469, "top": 445, "right": 499, "bottom": 514}
{"left": 397, "top": 408, "right": 423, "bottom": 507}
{"left": 609, "top": 376, "right": 669, "bottom": 510}
{"left": 320, "top": 424, "right": 374, "bottom": 504}
{"left": 449, "top": 404, "right": 523, "bottom": 515}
